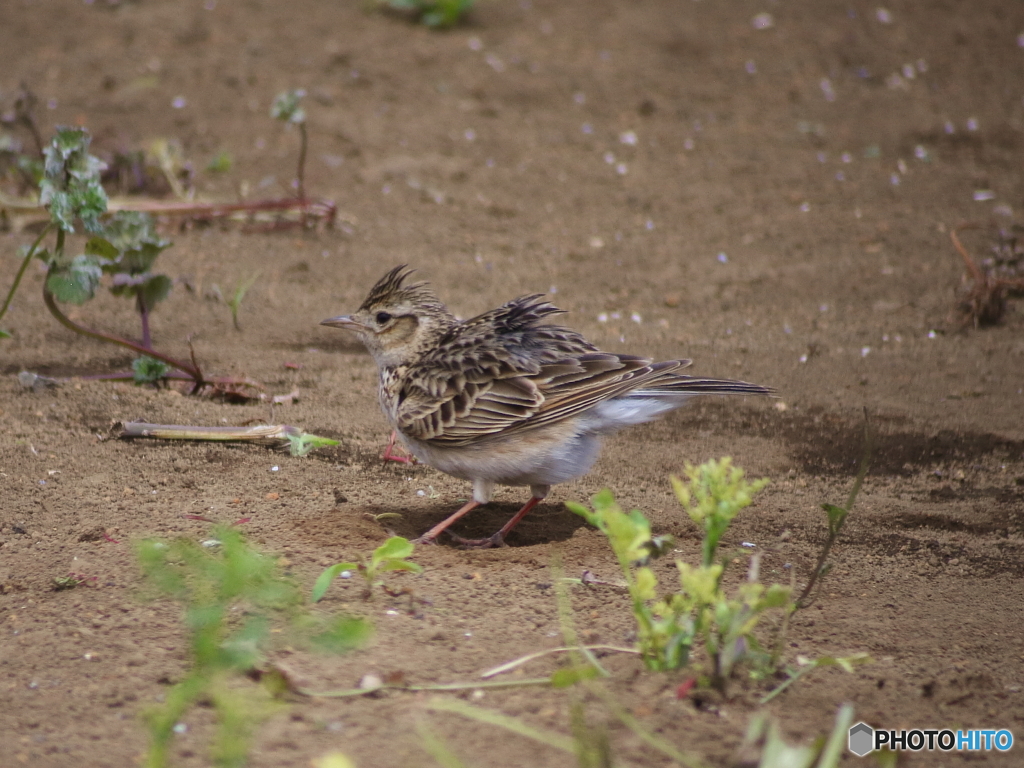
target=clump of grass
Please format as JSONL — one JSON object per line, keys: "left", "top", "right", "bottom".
{"left": 312, "top": 536, "right": 423, "bottom": 601}
{"left": 568, "top": 458, "right": 788, "bottom": 690}
{"left": 137, "top": 525, "right": 370, "bottom": 768}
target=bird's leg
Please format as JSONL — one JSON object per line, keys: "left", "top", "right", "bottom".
{"left": 450, "top": 496, "right": 543, "bottom": 549}
{"left": 412, "top": 499, "right": 481, "bottom": 545}
{"left": 381, "top": 430, "right": 417, "bottom": 464}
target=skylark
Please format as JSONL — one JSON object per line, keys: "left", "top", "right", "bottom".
{"left": 322, "top": 266, "right": 772, "bottom": 547}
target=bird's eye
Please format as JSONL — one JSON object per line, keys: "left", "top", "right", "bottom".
{"left": 375, "top": 311, "right": 393, "bottom": 325}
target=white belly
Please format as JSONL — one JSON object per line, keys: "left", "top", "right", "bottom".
{"left": 400, "top": 421, "right": 603, "bottom": 490}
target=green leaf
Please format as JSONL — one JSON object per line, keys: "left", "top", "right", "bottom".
{"left": 271, "top": 90, "right": 306, "bottom": 124}
{"left": 74, "top": 179, "right": 108, "bottom": 233}
{"left": 634, "top": 567, "right": 658, "bottom": 601}
{"left": 118, "top": 243, "right": 166, "bottom": 275}
{"left": 564, "top": 500, "right": 599, "bottom": 527}
{"left": 311, "top": 563, "right": 358, "bottom": 602}
{"left": 39, "top": 127, "right": 109, "bottom": 234}
{"left": 286, "top": 432, "right": 339, "bottom": 457}
{"left": 132, "top": 355, "right": 170, "bottom": 384}
{"left": 103, "top": 211, "right": 169, "bottom": 253}
{"left": 206, "top": 151, "right": 232, "bottom": 173}
{"left": 84, "top": 236, "right": 118, "bottom": 260}
{"left": 139, "top": 274, "right": 173, "bottom": 309}
{"left": 376, "top": 560, "right": 424, "bottom": 574}
{"left": 760, "top": 583, "right": 793, "bottom": 609}
{"left": 550, "top": 665, "right": 600, "bottom": 688}
{"left": 821, "top": 503, "right": 849, "bottom": 532}
{"left": 40, "top": 187, "right": 74, "bottom": 231}
{"left": 372, "top": 536, "right": 415, "bottom": 564}
{"left": 46, "top": 255, "right": 103, "bottom": 304}
{"left": 0, "top": 328, "right": 11, "bottom": 339}
{"left": 310, "top": 616, "right": 372, "bottom": 654}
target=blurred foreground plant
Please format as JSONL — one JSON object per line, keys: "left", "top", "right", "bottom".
{"left": 379, "top": 0, "right": 474, "bottom": 28}
{"left": 137, "top": 525, "right": 370, "bottom": 768}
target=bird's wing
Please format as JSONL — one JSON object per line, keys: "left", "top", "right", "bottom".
{"left": 393, "top": 295, "right": 708, "bottom": 446}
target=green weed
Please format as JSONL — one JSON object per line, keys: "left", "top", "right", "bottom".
{"left": 312, "top": 536, "right": 423, "bottom": 601}
{"left": 226, "top": 272, "right": 260, "bottom": 331}
{"left": 206, "top": 151, "right": 233, "bottom": 173}
{"left": 796, "top": 410, "right": 871, "bottom": 609}
{"left": 379, "top": 0, "right": 474, "bottom": 28}
{"left": 0, "top": 127, "right": 204, "bottom": 382}
{"left": 740, "top": 704, "right": 854, "bottom": 768}
{"left": 137, "top": 525, "right": 370, "bottom": 768}
{"left": 271, "top": 90, "right": 308, "bottom": 200}
{"left": 568, "top": 458, "right": 789, "bottom": 689}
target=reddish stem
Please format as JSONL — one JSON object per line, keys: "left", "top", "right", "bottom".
{"left": 136, "top": 293, "right": 152, "bottom": 350}
{"left": 42, "top": 286, "right": 203, "bottom": 383}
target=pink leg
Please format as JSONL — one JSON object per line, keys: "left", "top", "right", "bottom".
{"left": 382, "top": 430, "right": 417, "bottom": 464}
{"left": 450, "top": 496, "right": 543, "bottom": 549}
{"left": 412, "top": 499, "right": 481, "bottom": 545}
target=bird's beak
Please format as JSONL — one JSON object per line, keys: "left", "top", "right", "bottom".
{"left": 320, "top": 315, "right": 367, "bottom": 331}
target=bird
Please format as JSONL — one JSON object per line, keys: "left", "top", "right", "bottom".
{"left": 321, "top": 266, "right": 772, "bottom": 547}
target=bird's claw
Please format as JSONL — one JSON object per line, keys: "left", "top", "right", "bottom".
{"left": 381, "top": 453, "right": 416, "bottom": 464}
{"left": 449, "top": 532, "right": 506, "bottom": 549}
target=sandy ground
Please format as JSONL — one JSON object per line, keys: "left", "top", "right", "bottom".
{"left": 2, "top": 1, "right": 1023, "bottom": 766}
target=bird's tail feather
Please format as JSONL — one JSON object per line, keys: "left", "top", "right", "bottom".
{"left": 636, "top": 376, "right": 774, "bottom": 397}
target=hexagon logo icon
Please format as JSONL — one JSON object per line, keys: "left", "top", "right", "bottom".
{"left": 848, "top": 722, "right": 874, "bottom": 757}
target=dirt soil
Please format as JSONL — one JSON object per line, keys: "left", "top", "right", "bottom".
{"left": 3, "top": 1, "right": 1024, "bottom": 766}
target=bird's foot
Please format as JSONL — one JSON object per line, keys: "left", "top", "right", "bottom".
{"left": 410, "top": 534, "right": 439, "bottom": 546}
{"left": 449, "top": 532, "right": 506, "bottom": 549}
{"left": 382, "top": 452, "right": 417, "bottom": 464}
{"left": 381, "top": 430, "right": 418, "bottom": 464}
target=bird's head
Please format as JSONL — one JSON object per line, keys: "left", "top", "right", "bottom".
{"left": 321, "top": 265, "right": 455, "bottom": 368}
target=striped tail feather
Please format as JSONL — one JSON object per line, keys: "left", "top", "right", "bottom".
{"left": 638, "top": 375, "right": 775, "bottom": 397}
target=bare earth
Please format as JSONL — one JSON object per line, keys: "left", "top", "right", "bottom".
{"left": 2, "top": 1, "right": 1024, "bottom": 766}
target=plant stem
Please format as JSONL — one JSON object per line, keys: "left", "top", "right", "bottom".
{"left": 296, "top": 122, "right": 307, "bottom": 201}
{"left": 795, "top": 408, "right": 872, "bottom": 609}
{"left": 0, "top": 222, "right": 53, "bottom": 325}
{"left": 42, "top": 286, "right": 203, "bottom": 384}
{"left": 136, "top": 293, "right": 153, "bottom": 349}
{"left": 118, "top": 422, "right": 302, "bottom": 442}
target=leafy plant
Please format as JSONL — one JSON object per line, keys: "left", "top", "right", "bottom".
{"left": 137, "top": 525, "right": 370, "bottom": 768}
{"left": 0, "top": 127, "right": 206, "bottom": 384}
{"left": 226, "top": 272, "right": 260, "bottom": 331}
{"left": 95, "top": 209, "right": 174, "bottom": 347}
{"left": 568, "top": 458, "right": 789, "bottom": 689}
{"left": 796, "top": 409, "right": 871, "bottom": 609}
{"left": 271, "top": 90, "right": 308, "bottom": 200}
{"left": 206, "top": 150, "right": 232, "bottom": 173}
{"left": 312, "top": 536, "right": 423, "bottom": 601}
{"left": 52, "top": 572, "right": 97, "bottom": 591}
{"left": 380, "top": 0, "right": 474, "bottom": 28}
{"left": 740, "top": 704, "right": 854, "bottom": 768}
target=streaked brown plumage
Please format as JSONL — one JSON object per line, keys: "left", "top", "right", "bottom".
{"left": 322, "top": 266, "right": 772, "bottom": 547}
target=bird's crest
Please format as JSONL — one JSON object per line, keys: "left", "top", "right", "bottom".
{"left": 359, "top": 265, "right": 444, "bottom": 312}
